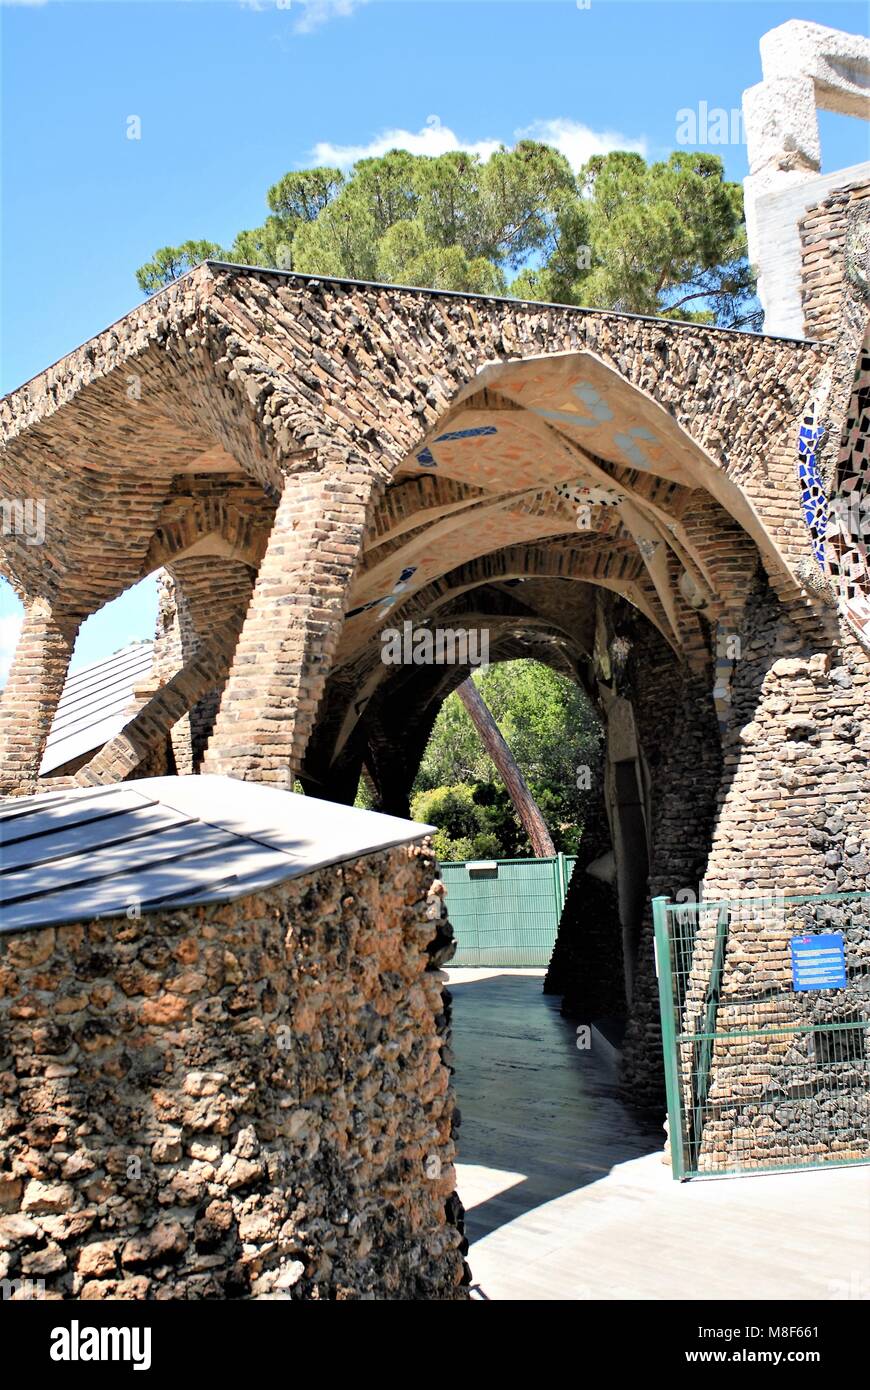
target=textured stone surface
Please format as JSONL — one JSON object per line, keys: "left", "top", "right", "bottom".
{"left": 0, "top": 843, "right": 467, "bottom": 1300}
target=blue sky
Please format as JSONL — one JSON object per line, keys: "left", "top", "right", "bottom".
{"left": 1, "top": 0, "right": 868, "bottom": 679}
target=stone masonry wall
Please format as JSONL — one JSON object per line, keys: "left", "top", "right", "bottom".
{"left": 705, "top": 573, "right": 870, "bottom": 900}
{"left": 800, "top": 178, "right": 870, "bottom": 343}
{"left": 0, "top": 843, "right": 467, "bottom": 1301}
{"left": 672, "top": 574, "right": 870, "bottom": 1170}
{"left": 619, "top": 641, "right": 724, "bottom": 1116}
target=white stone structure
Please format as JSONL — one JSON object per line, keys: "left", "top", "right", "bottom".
{"left": 743, "top": 20, "right": 870, "bottom": 337}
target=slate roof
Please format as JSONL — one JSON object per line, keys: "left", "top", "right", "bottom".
{"left": 40, "top": 641, "right": 155, "bottom": 777}
{"left": 0, "top": 775, "right": 434, "bottom": 935}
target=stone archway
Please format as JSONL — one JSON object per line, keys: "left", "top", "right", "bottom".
{"left": 2, "top": 262, "right": 866, "bottom": 1134}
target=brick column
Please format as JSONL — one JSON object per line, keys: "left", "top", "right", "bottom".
{"left": 0, "top": 598, "right": 79, "bottom": 797}
{"left": 203, "top": 467, "right": 376, "bottom": 783}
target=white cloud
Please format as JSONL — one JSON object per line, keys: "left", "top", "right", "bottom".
{"left": 309, "top": 115, "right": 647, "bottom": 172}
{"left": 311, "top": 116, "right": 503, "bottom": 169}
{"left": 239, "top": 0, "right": 365, "bottom": 27}
{"left": 292, "top": 0, "right": 368, "bottom": 34}
{"left": 0, "top": 611, "right": 24, "bottom": 688}
{"left": 516, "top": 118, "right": 648, "bottom": 166}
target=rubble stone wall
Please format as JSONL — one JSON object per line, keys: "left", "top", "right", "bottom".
{"left": 0, "top": 844, "right": 467, "bottom": 1301}
{"left": 705, "top": 574, "right": 870, "bottom": 901}
{"left": 677, "top": 575, "right": 870, "bottom": 1168}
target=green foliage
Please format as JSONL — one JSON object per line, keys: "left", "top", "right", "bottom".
{"left": 136, "top": 143, "right": 758, "bottom": 326}
{"left": 511, "top": 150, "right": 758, "bottom": 326}
{"left": 135, "top": 240, "right": 224, "bottom": 294}
{"left": 353, "top": 770, "right": 375, "bottom": 810}
{"left": 227, "top": 217, "right": 294, "bottom": 270}
{"left": 479, "top": 141, "right": 576, "bottom": 266}
{"left": 410, "top": 784, "right": 513, "bottom": 862}
{"left": 414, "top": 660, "right": 602, "bottom": 857}
{"left": 376, "top": 221, "right": 505, "bottom": 294}
{"left": 266, "top": 167, "right": 345, "bottom": 223}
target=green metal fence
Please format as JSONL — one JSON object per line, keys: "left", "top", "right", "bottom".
{"left": 653, "top": 892, "right": 870, "bottom": 1180}
{"left": 440, "top": 854, "right": 575, "bottom": 966}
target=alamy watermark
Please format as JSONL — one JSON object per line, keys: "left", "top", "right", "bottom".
{"left": 380, "top": 621, "right": 489, "bottom": 668}
{"left": 50, "top": 1322, "right": 151, "bottom": 1371}
{"left": 828, "top": 494, "right": 870, "bottom": 539}
{"left": 676, "top": 102, "right": 745, "bottom": 147}
{"left": 673, "top": 884, "right": 787, "bottom": 930}
{"left": 0, "top": 498, "right": 45, "bottom": 545}
{"left": 1, "top": 1277, "right": 46, "bottom": 1300}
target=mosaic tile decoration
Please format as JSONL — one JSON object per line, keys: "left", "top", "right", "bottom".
{"left": 435, "top": 427, "right": 498, "bottom": 444}
{"left": 346, "top": 565, "right": 418, "bottom": 619}
{"left": 825, "top": 347, "right": 870, "bottom": 629}
{"left": 712, "top": 622, "right": 736, "bottom": 733}
{"left": 844, "top": 594, "right": 870, "bottom": 647}
{"left": 796, "top": 400, "right": 828, "bottom": 567}
{"left": 417, "top": 425, "right": 499, "bottom": 468}
{"left": 553, "top": 480, "right": 622, "bottom": 508}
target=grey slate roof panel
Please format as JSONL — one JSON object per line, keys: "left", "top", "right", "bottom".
{"left": 0, "top": 775, "right": 435, "bottom": 935}
{"left": 39, "top": 642, "right": 155, "bottom": 776}
{"left": 0, "top": 803, "right": 191, "bottom": 873}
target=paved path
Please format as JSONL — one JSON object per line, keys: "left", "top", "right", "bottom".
{"left": 449, "top": 969, "right": 870, "bottom": 1301}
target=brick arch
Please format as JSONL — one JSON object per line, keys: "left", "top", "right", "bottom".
{"left": 378, "top": 624, "right": 592, "bottom": 719}
{"left": 155, "top": 555, "right": 258, "bottom": 776}
{"left": 322, "top": 547, "right": 687, "bottom": 771}
{"left": 2, "top": 263, "right": 831, "bottom": 793}
{"left": 394, "top": 349, "right": 809, "bottom": 601}
{"left": 305, "top": 594, "right": 584, "bottom": 785}
{"left": 363, "top": 636, "right": 599, "bottom": 818}
{"left": 142, "top": 498, "right": 273, "bottom": 573}
{"left": 365, "top": 474, "right": 490, "bottom": 551}
{"left": 398, "top": 542, "right": 679, "bottom": 654}
{"left": 68, "top": 555, "right": 257, "bottom": 788}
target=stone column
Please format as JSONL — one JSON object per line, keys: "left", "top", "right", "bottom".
{"left": 0, "top": 598, "right": 79, "bottom": 797}
{"left": 617, "top": 637, "right": 723, "bottom": 1116}
{"left": 203, "top": 465, "right": 377, "bottom": 784}
{"left": 544, "top": 772, "right": 624, "bottom": 1019}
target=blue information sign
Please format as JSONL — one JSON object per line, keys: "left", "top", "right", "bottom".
{"left": 790, "top": 933, "right": 847, "bottom": 991}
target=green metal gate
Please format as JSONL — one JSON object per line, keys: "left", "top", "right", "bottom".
{"left": 653, "top": 892, "right": 870, "bottom": 1180}
{"left": 441, "top": 854, "right": 575, "bottom": 966}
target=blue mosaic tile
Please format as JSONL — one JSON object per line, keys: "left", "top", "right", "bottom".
{"left": 346, "top": 566, "right": 419, "bottom": 619}
{"left": 434, "top": 426, "right": 498, "bottom": 443}
{"left": 796, "top": 403, "right": 827, "bottom": 567}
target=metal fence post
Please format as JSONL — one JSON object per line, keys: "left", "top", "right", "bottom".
{"left": 556, "top": 851, "right": 568, "bottom": 917}
{"left": 652, "top": 895, "right": 686, "bottom": 1181}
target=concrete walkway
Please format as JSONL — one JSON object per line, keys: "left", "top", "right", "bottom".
{"left": 449, "top": 969, "right": 870, "bottom": 1301}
